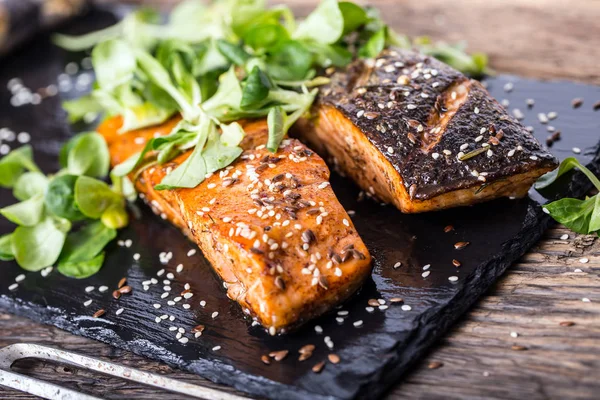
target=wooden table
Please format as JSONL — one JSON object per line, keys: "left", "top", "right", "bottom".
{"left": 1, "top": 1, "right": 599, "bottom": 399}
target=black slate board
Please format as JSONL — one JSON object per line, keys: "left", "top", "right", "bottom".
{"left": 1, "top": 8, "right": 599, "bottom": 400}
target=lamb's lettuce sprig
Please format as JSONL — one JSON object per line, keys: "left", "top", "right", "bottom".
{"left": 536, "top": 158, "right": 600, "bottom": 236}
{"left": 0, "top": 135, "right": 130, "bottom": 277}
{"left": 55, "top": 0, "right": 488, "bottom": 191}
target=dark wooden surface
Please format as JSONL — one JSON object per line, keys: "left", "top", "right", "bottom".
{"left": 1, "top": 1, "right": 600, "bottom": 399}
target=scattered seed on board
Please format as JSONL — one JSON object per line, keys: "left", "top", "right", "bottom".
{"left": 560, "top": 234, "right": 569, "bottom": 240}
{"left": 84, "top": 299, "right": 93, "bottom": 307}
{"left": 448, "top": 276, "right": 459, "bottom": 282}
{"left": 582, "top": 298, "right": 591, "bottom": 303}
{"left": 579, "top": 258, "right": 589, "bottom": 264}
{"left": 571, "top": 98, "right": 583, "bottom": 108}
{"left": 452, "top": 259, "right": 461, "bottom": 267}
{"left": 393, "top": 262, "right": 402, "bottom": 269}
{"left": 212, "top": 346, "right": 221, "bottom": 351}
{"left": 510, "top": 331, "right": 519, "bottom": 338}
{"left": 401, "top": 305, "right": 412, "bottom": 311}
{"left": 269, "top": 350, "right": 289, "bottom": 361}
{"left": 116, "top": 308, "right": 124, "bottom": 315}
{"left": 422, "top": 271, "right": 431, "bottom": 278}
{"left": 328, "top": 354, "right": 340, "bottom": 364}
{"left": 118, "top": 277, "right": 127, "bottom": 288}
{"left": 8, "top": 283, "right": 18, "bottom": 291}
{"left": 312, "top": 361, "right": 325, "bottom": 373}
{"left": 15, "top": 274, "right": 25, "bottom": 283}
{"left": 428, "top": 361, "right": 443, "bottom": 369}
{"left": 511, "top": 345, "right": 527, "bottom": 351}
{"left": 98, "top": 286, "right": 108, "bottom": 293}
{"left": 261, "top": 355, "right": 271, "bottom": 365}
{"left": 559, "top": 321, "right": 575, "bottom": 327}
{"left": 454, "top": 241, "right": 470, "bottom": 250}
{"left": 85, "top": 286, "right": 95, "bottom": 293}
{"left": 93, "top": 309, "right": 105, "bottom": 318}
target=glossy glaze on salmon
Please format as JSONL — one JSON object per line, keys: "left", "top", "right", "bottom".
{"left": 295, "top": 48, "right": 558, "bottom": 213}
{"left": 98, "top": 117, "right": 372, "bottom": 334}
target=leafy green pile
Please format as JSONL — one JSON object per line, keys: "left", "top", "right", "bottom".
{"left": 0, "top": 135, "right": 131, "bottom": 278}
{"left": 55, "top": 0, "right": 488, "bottom": 190}
{"left": 536, "top": 158, "right": 600, "bottom": 235}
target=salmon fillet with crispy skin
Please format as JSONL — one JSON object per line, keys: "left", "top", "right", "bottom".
{"left": 295, "top": 48, "right": 558, "bottom": 213}
{"left": 98, "top": 116, "right": 372, "bottom": 334}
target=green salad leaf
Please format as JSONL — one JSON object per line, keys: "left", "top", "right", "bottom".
{"left": 0, "top": 145, "right": 39, "bottom": 188}
{"left": 0, "top": 233, "right": 14, "bottom": 261}
{"left": 66, "top": 132, "right": 111, "bottom": 178}
{"left": 45, "top": 174, "right": 86, "bottom": 221}
{"left": 539, "top": 158, "right": 600, "bottom": 236}
{"left": 11, "top": 216, "right": 70, "bottom": 271}
{"left": 75, "top": 176, "right": 122, "bottom": 219}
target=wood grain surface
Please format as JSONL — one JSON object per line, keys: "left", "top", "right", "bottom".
{"left": 1, "top": 1, "right": 600, "bottom": 399}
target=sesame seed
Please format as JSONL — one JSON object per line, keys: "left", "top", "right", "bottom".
{"left": 401, "top": 305, "right": 412, "bottom": 311}
{"left": 153, "top": 304, "right": 161, "bottom": 309}
{"left": 474, "top": 107, "right": 479, "bottom": 114}
{"left": 353, "top": 320, "right": 363, "bottom": 327}
{"left": 582, "top": 298, "right": 591, "bottom": 303}
{"left": 98, "top": 286, "right": 108, "bottom": 293}
{"left": 547, "top": 111, "right": 558, "bottom": 120}
{"left": 503, "top": 82, "right": 514, "bottom": 92}
{"left": 133, "top": 253, "right": 140, "bottom": 261}
{"left": 343, "top": 219, "right": 350, "bottom": 227}
{"left": 85, "top": 286, "right": 95, "bottom": 293}
{"left": 387, "top": 146, "right": 394, "bottom": 154}
{"left": 15, "top": 274, "right": 25, "bottom": 283}
{"left": 179, "top": 337, "right": 189, "bottom": 344}
{"left": 8, "top": 283, "right": 18, "bottom": 291}
{"left": 315, "top": 325, "right": 323, "bottom": 334}
{"left": 116, "top": 308, "right": 124, "bottom": 315}
{"left": 393, "top": 262, "right": 402, "bottom": 269}
{"left": 423, "top": 264, "right": 430, "bottom": 271}
{"left": 510, "top": 331, "right": 519, "bottom": 338}
{"left": 431, "top": 152, "right": 440, "bottom": 160}
{"left": 422, "top": 271, "right": 431, "bottom": 278}
{"left": 579, "top": 258, "right": 589, "bottom": 264}
{"left": 560, "top": 234, "right": 569, "bottom": 240}
{"left": 187, "top": 249, "right": 197, "bottom": 256}
{"left": 448, "top": 276, "right": 459, "bottom": 282}
{"left": 212, "top": 346, "right": 221, "bottom": 351}
{"left": 572, "top": 147, "right": 581, "bottom": 154}
{"left": 183, "top": 304, "right": 191, "bottom": 309}
{"left": 212, "top": 311, "right": 219, "bottom": 319}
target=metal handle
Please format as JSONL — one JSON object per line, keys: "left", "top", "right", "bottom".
{"left": 0, "top": 343, "right": 251, "bottom": 400}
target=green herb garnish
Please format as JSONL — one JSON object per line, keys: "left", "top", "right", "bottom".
{"left": 0, "top": 136, "right": 130, "bottom": 277}
{"left": 53, "top": 0, "right": 488, "bottom": 191}
{"left": 537, "top": 157, "right": 600, "bottom": 235}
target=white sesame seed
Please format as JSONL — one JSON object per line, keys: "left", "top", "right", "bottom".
{"left": 200, "top": 300, "right": 206, "bottom": 307}
{"left": 474, "top": 107, "right": 479, "bottom": 114}
{"left": 161, "top": 292, "right": 169, "bottom": 299}
{"left": 560, "top": 234, "right": 569, "bottom": 240}
{"left": 8, "top": 283, "right": 18, "bottom": 291}
{"left": 422, "top": 271, "right": 431, "bottom": 278}
{"left": 574, "top": 269, "right": 583, "bottom": 273}
{"left": 448, "top": 276, "right": 459, "bottom": 282}
{"left": 184, "top": 292, "right": 193, "bottom": 299}
{"left": 15, "top": 274, "right": 25, "bottom": 283}
{"left": 538, "top": 113, "right": 548, "bottom": 124}
{"left": 212, "top": 311, "right": 219, "bottom": 319}
{"left": 401, "top": 305, "right": 412, "bottom": 311}
{"left": 187, "top": 249, "right": 197, "bottom": 257}
{"left": 98, "top": 286, "right": 108, "bottom": 293}
{"left": 155, "top": 317, "right": 162, "bottom": 323}
{"left": 510, "top": 331, "right": 518, "bottom": 338}
{"left": 83, "top": 299, "right": 92, "bottom": 307}
{"left": 572, "top": 147, "right": 581, "bottom": 154}
{"left": 334, "top": 267, "right": 342, "bottom": 277}
{"left": 157, "top": 269, "right": 165, "bottom": 276}
{"left": 212, "top": 346, "right": 221, "bottom": 351}
{"left": 353, "top": 320, "right": 363, "bottom": 327}
{"left": 503, "top": 82, "right": 514, "bottom": 92}
{"left": 582, "top": 298, "right": 591, "bottom": 303}
{"left": 85, "top": 286, "right": 95, "bottom": 293}
{"left": 183, "top": 304, "right": 191, "bottom": 309}
{"left": 179, "top": 337, "right": 189, "bottom": 344}
{"left": 133, "top": 253, "right": 140, "bottom": 261}
{"left": 153, "top": 304, "right": 161, "bottom": 309}
{"left": 116, "top": 308, "right": 124, "bottom": 315}
{"left": 167, "top": 273, "right": 175, "bottom": 280}
{"left": 423, "top": 264, "right": 430, "bottom": 271}
{"left": 547, "top": 111, "right": 558, "bottom": 120}
{"left": 530, "top": 155, "right": 538, "bottom": 161}
{"left": 407, "top": 104, "right": 417, "bottom": 110}
{"left": 387, "top": 146, "right": 394, "bottom": 154}
{"left": 343, "top": 218, "right": 350, "bottom": 227}
{"left": 579, "top": 258, "right": 589, "bottom": 264}
{"left": 431, "top": 152, "right": 440, "bottom": 160}
{"left": 542, "top": 208, "right": 550, "bottom": 214}
{"left": 315, "top": 325, "right": 323, "bottom": 334}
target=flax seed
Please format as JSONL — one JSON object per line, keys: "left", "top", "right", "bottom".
{"left": 452, "top": 259, "right": 461, "bottom": 267}
{"left": 112, "top": 290, "right": 121, "bottom": 299}
{"left": 119, "top": 285, "right": 132, "bottom": 294}
{"left": 269, "top": 350, "right": 289, "bottom": 361}
{"left": 328, "top": 354, "right": 340, "bottom": 364}
{"left": 312, "top": 361, "right": 325, "bottom": 373}
{"left": 93, "top": 309, "right": 105, "bottom": 318}
{"left": 444, "top": 225, "right": 454, "bottom": 233}
{"left": 511, "top": 345, "right": 527, "bottom": 351}
{"left": 261, "top": 355, "right": 271, "bottom": 365}
{"left": 428, "top": 361, "right": 443, "bottom": 369}
{"left": 454, "top": 241, "right": 470, "bottom": 250}
{"left": 117, "top": 277, "right": 127, "bottom": 289}
{"left": 559, "top": 321, "right": 575, "bottom": 327}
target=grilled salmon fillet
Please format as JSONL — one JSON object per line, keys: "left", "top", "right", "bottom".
{"left": 98, "top": 116, "right": 372, "bottom": 333}
{"left": 295, "top": 49, "right": 558, "bottom": 213}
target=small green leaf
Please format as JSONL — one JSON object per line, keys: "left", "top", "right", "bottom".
{"left": 62, "top": 95, "right": 103, "bottom": 124}
{"left": 45, "top": 174, "right": 86, "bottom": 221}
{"left": 339, "top": 2, "right": 368, "bottom": 35}
{"left": 216, "top": 39, "right": 251, "bottom": 65}
{"left": 266, "top": 40, "right": 313, "bottom": 81}
{"left": 58, "top": 252, "right": 105, "bottom": 279}
{"left": 243, "top": 23, "right": 289, "bottom": 51}
{"left": 74, "top": 176, "right": 122, "bottom": 219}
{"left": 67, "top": 132, "right": 110, "bottom": 178}
{"left": 201, "top": 126, "right": 243, "bottom": 175}
{"left": 293, "top": 0, "right": 344, "bottom": 45}
{"left": 0, "top": 145, "right": 40, "bottom": 188}
{"left": 359, "top": 27, "right": 386, "bottom": 58}
{"left": 0, "top": 233, "right": 14, "bottom": 261}
{"left": 220, "top": 122, "right": 245, "bottom": 147}
{"left": 120, "top": 102, "right": 174, "bottom": 133}
{"left": 543, "top": 196, "right": 597, "bottom": 234}
{"left": 92, "top": 39, "right": 137, "bottom": 91}
{"left": 13, "top": 172, "right": 48, "bottom": 201}
{"left": 0, "top": 194, "right": 45, "bottom": 226}
{"left": 536, "top": 157, "right": 590, "bottom": 190}
{"left": 11, "top": 216, "right": 69, "bottom": 271}
{"left": 267, "top": 106, "right": 285, "bottom": 153}
{"left": 240, "top": 66, "right": 272, "bottom": 110}
{"left": 590, "top": 195, "right": 600, "bottom": 233}
{"left": 58, "top": 221, "right": 116, "bottom": 266}
{"left": 101, "top": 204, "right": 129, "bottom": 229}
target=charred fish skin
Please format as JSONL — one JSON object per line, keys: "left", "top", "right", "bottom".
{"left": 302, "top": 48, "right": 558, "bottom": 212}
{"left": 99, "top": 118, "right": 372, "bottom": 334}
